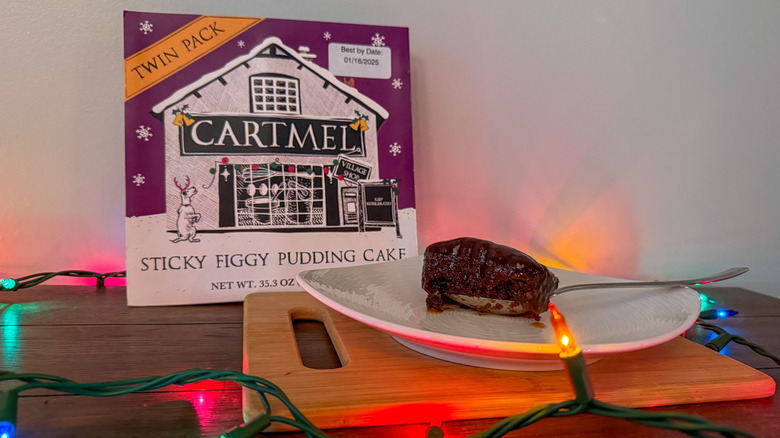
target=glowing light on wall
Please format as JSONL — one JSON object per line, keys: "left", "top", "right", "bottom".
{"left": 419, "top": 133, "right": 641, "bottom": 279}
{"left": 0, "top": 216, "right": 127, "bottom": 288}
{"left": 530, "top": 184, "right": 640, "bottom": 278}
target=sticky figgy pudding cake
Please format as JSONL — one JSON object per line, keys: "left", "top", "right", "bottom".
{"left": 421, "top": 237, "right": 559, "bottom": 319}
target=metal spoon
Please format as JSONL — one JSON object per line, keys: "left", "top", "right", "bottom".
{"left": 446, "top": 266, "right": 749, "bottom": 316}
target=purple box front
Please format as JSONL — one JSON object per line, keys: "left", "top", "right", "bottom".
{"left": 124, "top": 11, "right": 416, "bottom": 306}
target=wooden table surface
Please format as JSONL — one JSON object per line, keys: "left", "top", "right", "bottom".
{"left": 1, "top": 285, "right": 777, "bottom": 437}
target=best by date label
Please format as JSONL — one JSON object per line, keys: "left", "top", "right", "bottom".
{"left": 328, "top": 43, "right": 391, "bottom": 79}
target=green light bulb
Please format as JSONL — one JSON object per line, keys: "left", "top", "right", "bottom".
{"left": 0, "top": 279, "right": 16, "bottom": 291}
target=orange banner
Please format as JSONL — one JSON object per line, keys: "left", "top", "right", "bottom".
{"left": 124, "top": 16, "right": 263, "bottom": 101}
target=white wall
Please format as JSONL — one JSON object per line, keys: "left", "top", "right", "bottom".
{"left": 2, "top": 0, "right": 779, "bottom": 298}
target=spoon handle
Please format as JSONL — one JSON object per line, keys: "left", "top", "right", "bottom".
{"left": 552, "top": 267, "right": 749, "bottom": 296}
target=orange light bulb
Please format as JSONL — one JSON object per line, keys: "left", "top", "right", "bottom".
{"left": 548, "top": 302, "right": 580, "bottom": 357}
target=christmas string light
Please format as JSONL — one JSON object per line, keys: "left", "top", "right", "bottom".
{"left": 0, "top": 279, "right": 16, "bottom": 291}
{"left": 696, "top": 320, "right": 780, "bottom": 365}
{"left": 0, "top": 369, "right": 331, "bottom": 438}
{"left": 699, "top": 308, "right": 739, "bottom": 320}
{"left": 425, "top": 419, "right": 445, "bottom": 438}
{"left": 699, "top": 292, "right": 717, "bottom": 305}
{"left": 0, "top": 270, "right": 772, "bottom": 437}
{"left": 470, "top": 303, "right": 759, "bottom": 438}
{"left": 0, "top": 270, "right": 125, "bottom": 291}
{"left": 548, "top": 302, "right": 594, "bottom": 403}
{"left": 220, "top": 414, "right": 271, "bottom": 438}
{"left": 0, "top": 391, "right": 16, "bottom": 438}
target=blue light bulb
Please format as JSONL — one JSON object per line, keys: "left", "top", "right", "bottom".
{"left": 699, "top": 308, "right": 738, "bottom": 319}
{"left": 0, "top": 420, "right": 15, "bottom": 438}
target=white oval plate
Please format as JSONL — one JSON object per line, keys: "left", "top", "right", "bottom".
{"left": 296, "top": 256, "right": 700, "bottom": 371}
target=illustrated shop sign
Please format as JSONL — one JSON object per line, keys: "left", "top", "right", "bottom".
{"left": 333, "top": 157, "right": 371, "bottom": 182}
{"left": 179, "top": 114, "right": 365, "bottom": 156}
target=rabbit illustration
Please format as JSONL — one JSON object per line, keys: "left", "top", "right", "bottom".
{"left": 171, "top": 176, "right": 201, "bottom": 243}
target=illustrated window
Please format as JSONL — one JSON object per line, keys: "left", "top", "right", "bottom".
{"left": 234, "top": 163, "right": 324, "bottom": 227}
{"left": 250, "top": 75, "right": 300, "bottom": 114}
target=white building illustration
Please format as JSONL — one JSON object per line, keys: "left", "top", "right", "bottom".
{"left": 152, "top": 37, "right": 400, "bottom": 236}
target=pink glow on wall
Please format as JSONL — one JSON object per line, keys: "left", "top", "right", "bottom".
{"left": 0, "top": 216, "right": 126, "bottom": 286}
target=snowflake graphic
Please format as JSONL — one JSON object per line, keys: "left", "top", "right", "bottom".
{"left": 389, "top": 142, "right": 402, "bottom": 156}
{"left": 132, "top": 174, "right": 146, "bottom": 186}
{"left": 139, "top": 20, "right": 153, "bottom": 35}
{"left": 135, "top": 125, "right": 153, "bottom": 141}
{"left": 371, "top": 33, "right": 386, "bottom": 47}
{"left": 323, "top": 31, "right": 332, "bottom": 41}
{"left": 392, "top": 78, "right": 403, "bottom": 90}
{"left": 237, "top": 40, "right": 246, "bottom": 48}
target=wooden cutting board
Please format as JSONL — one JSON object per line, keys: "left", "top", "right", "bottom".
{"left": 243, "top": 292, "right": 775, "bottom": 432}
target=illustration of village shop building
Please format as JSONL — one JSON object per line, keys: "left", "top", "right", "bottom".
{"left": 152, "top": 37, "right": 401, "bottom": 238}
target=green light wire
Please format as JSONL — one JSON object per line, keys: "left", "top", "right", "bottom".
{"left": 585, "top": 399, "right": 757, "bottom": 437}
{"left": 469, "top": 397, "right": 757, "bottom": 438}
{"left": 470, "top": 348, "right": 758, "bottom": 437}
{"left": 0, "top": 368, "right": 328, "bottom": 437}
{"left": 0, "top": 270, "right": 126, "bottom": 291}
{"left": 0, "top": 367, "right": 759, "bottom": 438}
{"left": 697, "top": 319, "right": 780, "bottom": 366}
{"left": 468, "top": 400, "right": 585, "bottom": 437}
{"left": 0, "top": 270, "right": 771, "bottom": 437}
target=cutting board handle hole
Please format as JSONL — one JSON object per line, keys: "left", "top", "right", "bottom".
{"left": 292, "top": 315, "right": 344, "bottom": 369}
